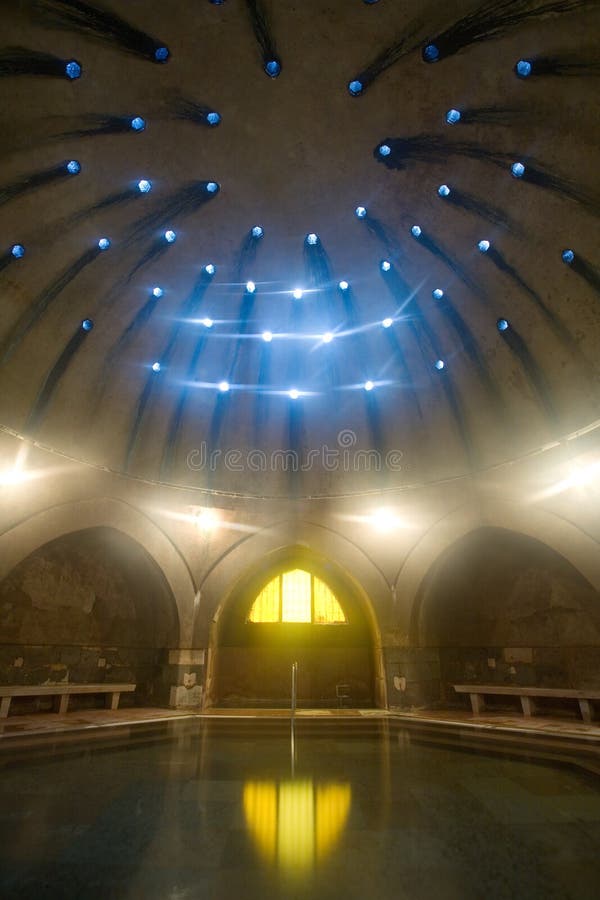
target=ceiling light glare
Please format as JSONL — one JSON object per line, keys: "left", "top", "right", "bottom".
{"left": 152, "top": 361, "right": 161, "bottom": 373}
{"left": 292, "top": 288, "right": 304, "bottom": 300}
{"left": 206, "top": 111, "right": 221, "bottom": 126}
{"left": 137, "top": 179, "right": 152, "bottom": 193}
{"left": 380, "top": 260, "right": 391, "bottom": 272}
{"left": 432, "top": 288, "right": 444, "bottom": 300}
{"left": 194, "top": 507, "right": 219, "bottom": 532}
{"left": 65, "top": 60, "right": 82, "bottom": 79}
{"left": 338, "top": 280, "right": 349, "bottom": 291}
{"left": 562, "top": 249, "right": 575, "bottom": 264}
{"left": 164, "top": 230, "right": 176, "bottom": 243}
{"left": 11, "top": 244, "right": 25, "bottom": 259}
{"left": 355, "top": 206, "right": 367, "bottom": 219}
{"left": 0, "top": 467, "right": 29, "bottom": 488}
{"left": 379, "top": 144, "right": 391, "bottom": 157}
{"left": 154, "top": 46, "right": 169, "bottom": 62}
{"left": 218, "top": 380, "right": 230, "bottom": 393}
{"left": 152, "top": 286, "right": 164, "bottom": 298}
{"left": 382, "top": 317, "right": 393, "bottom": 328}
{"left": 348, "top": 79, "right": 363, "bottom": 96}
{"left": 98, "top": 237, "right": 110, "bottom": 251}
{"left": 289, "top": 388, "right": 300, "bottom": 400}
{"left": 81, "top": 318, "right": 94, "bottom": 332}
{"left": 478, "top": 240, "right": 490, "bottom": 253}
{"left": 446, "top": 108, "right": 461, "bottom": 125}
{"left": 411, "top": 225, "right": 422, "bottom": 238}
{"left": 66, "top": 160, "right": 81, "bottom": 175}
{"left": 251, "top": 225, "right": 264, "bottom": 239}
{"left": 516, "top": 59, "right": 532, "bottom": 78}
{"left": 265, "top": 59, "right": 281, "bottom": 77}
{"left": 262, "top": 330, "right": 273, "bottom": 342}
{"left": 322, "top": 332, "right": 333, "bottom": 344}
{"left": 306, "top": 233, "right": 319, "bottom": 246}
{"left": 497, "top": 318, "right": 510, "bottom": 332}
{"left": 246, "top": 280, "right": 256, "bottom": 294}
{"left": 370, "top": 508, "right": 400, "bottom": 533}
{"left": 201, "top": 317, "right": 213, "bottom": 328}
{"left": 206, "top": 181, "right": 219, "bottom": 193}
{"left": 364, "top": 380, "right": 374, "bottom": 392}
{"left": 435, "top": 359, "right": 445, "bottom": 370}
{"left": 423, "top": 43, "right": 440, "bottom": 63}
{"left": 438, "top": 184, "right": 451, "bottom": 197}
{"left": 131, "top": 116, "right": 146, "bottom": 132}
{"left": 511, "top": 162, "right": 526, "bottom": 178}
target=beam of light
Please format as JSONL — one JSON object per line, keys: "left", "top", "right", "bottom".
{"left": 528, "top": 459, "right": 600, "bottom": 503}
{"left": 339, "top": 508, "right": 411, "bottom": 532}
{"left": 36, "top": 0, "right": 170, "bottom": 63}
{"left": 148, "top": 506, "right": 258, "bottom": 534}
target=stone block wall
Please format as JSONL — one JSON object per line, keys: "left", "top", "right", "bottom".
{"left": 0, "top": 527, "right": 180, "bottom": 710}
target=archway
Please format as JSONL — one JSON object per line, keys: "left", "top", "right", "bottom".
{"left": 0, "top": 526, "right": 180, "bottom": 709}
{"left": 414, "top": 526, "right": 600, "bottom": 706}
{"left": 209, "top": 548, "right": 375, "bottom": 708}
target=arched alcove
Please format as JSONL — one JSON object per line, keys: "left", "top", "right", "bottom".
{"left": 208, "top": 547, "right": 375, "bottom": 708}
{"left": 414, "top": 527, "right": 600, "bottom": 705}
{"left": 0, "top": 526, "right": 179, "bottom": 708}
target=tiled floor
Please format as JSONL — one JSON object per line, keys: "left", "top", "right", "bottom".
{"left": 1, "top": 704, "right": 599, "bottom": 743}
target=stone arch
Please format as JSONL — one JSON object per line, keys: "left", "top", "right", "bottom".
{"left": 195, "top": 518, "right": 391, "bottom": 646}
{"left": 392, "top": 501, "right": 600, "bottom": 647}
{"left": 200, "top": 527, "right": 388, "bottom": 708}
{"left": 0, "top": 497, "right": 196, "bottom": 646}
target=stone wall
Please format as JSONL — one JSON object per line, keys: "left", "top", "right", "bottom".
{"left": 416, "top": 527, "right": 600, "bottom": 706}
{"left": 0, "top": 526, "right": 180, "bottom": 710}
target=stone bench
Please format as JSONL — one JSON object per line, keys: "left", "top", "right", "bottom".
{"left": 0, "top": 683, "right": 136, "bottom": 718}
{"left": 453, "top": 684, "right": 600, "bottom": 724}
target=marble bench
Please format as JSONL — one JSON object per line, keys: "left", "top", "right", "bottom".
{"left": 0, "top": 683, "right": 136, "bottom": 718}
{"left": 453, "top": 684, "right": 600, "bottom": 724}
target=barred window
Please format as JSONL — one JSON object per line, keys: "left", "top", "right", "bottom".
{"left": 248, "top": 569, "right": 347, "bottom": 624}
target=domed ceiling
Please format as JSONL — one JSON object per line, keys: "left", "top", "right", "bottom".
{"left": 1, "top": 0, "right": 599, "bottom": 499}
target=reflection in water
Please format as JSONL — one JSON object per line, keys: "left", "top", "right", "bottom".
{"left": 243, "top": 779, "right": 351, "bottom": 874}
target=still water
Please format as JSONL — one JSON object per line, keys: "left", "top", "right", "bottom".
{"left": 1, "top": 717, "right": 599, "bottom": 899}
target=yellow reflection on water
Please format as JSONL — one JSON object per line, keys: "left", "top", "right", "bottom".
{"left": 243, "top": 779, "right": 351, "bottom": 874}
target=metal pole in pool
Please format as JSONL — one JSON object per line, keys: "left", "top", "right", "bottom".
{"left": 290, "top": 661, "right": 298, "bottom": 777}
{"left": 291, "top": 661, "right": 298, "bottom": 718}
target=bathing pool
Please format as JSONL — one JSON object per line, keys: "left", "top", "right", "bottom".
{"left": 0, "top": 717, "right": 599, "bottom": 899}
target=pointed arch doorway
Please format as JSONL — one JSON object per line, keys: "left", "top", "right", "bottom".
{"left": 208, "top": 551, "right": 376, "bottom": 708}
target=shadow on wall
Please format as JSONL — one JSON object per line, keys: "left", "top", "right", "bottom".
{"left": 0, "top": 526, "right": 179, "bottom": 710}
{"left": 406, "top": 527, "right": 600, "bottom": 711}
